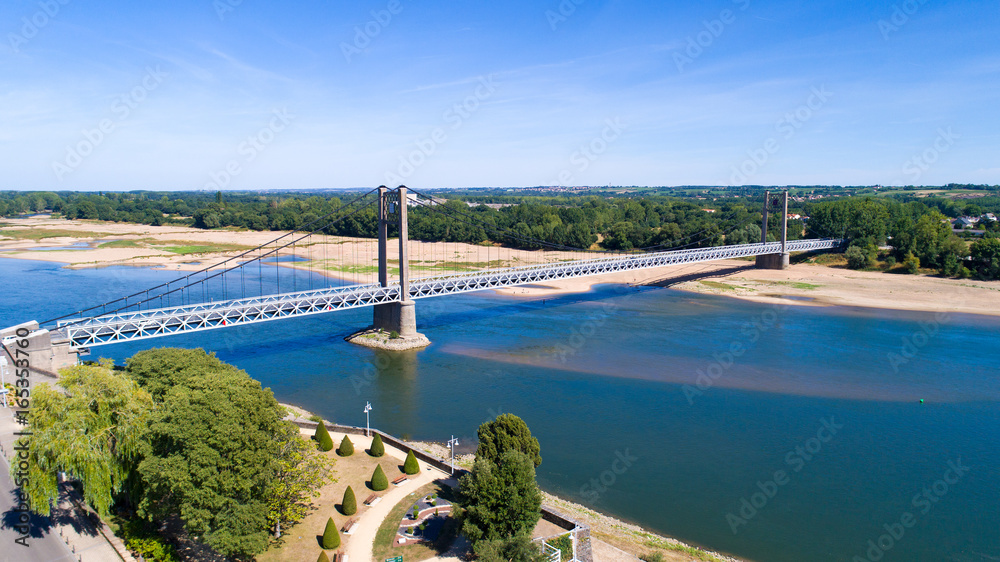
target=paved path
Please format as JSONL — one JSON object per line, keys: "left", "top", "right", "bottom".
{"left": 321, "top": 431, "right": 451, "bottom": 562}
{"left": 0, "top": 408, "right": 130, "bottom": 562}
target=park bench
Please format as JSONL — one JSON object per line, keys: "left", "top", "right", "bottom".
{"left": 364, "top": 493, "right": 381, "bottom": 506}
{"left": 332, "top": 553, "right": 348, "bottom": 562}
{"left": 341, "top": 518, "right": 358, "bottom": 534}
{"left": 392, "top": 475, "right": 408, "bottom": 486}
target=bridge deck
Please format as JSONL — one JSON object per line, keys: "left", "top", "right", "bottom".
{"left": 56, "top": 239, "right": 840, "bottom": 347}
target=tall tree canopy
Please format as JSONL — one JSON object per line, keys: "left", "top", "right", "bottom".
{"left": 475, "top": 413, "right": 542, "bottom": 468}
{"left": 459, "top": 450, "right": 542, "bottom": 547}
{"left": 133, "top": 350, "right": 289, "bottom": 558}
{"left": 15, "top": 361, "right": 153, "bottom": 517}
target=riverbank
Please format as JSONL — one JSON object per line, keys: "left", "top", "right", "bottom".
{"left": 3, "top": 217, "right": 997, "bottom": 318}
{"left": 288, "top": 404, "right": 743, "bottom": 562}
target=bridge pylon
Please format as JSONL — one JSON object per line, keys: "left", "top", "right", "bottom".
{"left": 755, "top": 190, "right": 790, "bottom": 270}
{"left": 355, "top": 185, "right": 430, "bottom": 350}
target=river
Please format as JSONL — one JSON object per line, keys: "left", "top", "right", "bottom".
{"left": 2, "top": 256, "right": 998, "bottom": 562}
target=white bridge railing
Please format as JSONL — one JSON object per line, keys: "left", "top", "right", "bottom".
{"left": 55, "top": 239, "right": 842, "bottom": 347}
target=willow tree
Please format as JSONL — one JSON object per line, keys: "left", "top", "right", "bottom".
{"left": 14, "top": 361, "right": 153, "bottom": 517}
{"left": 267, "top": 424, "right": 335, "bottom": 538}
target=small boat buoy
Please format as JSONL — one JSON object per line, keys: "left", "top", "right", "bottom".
{"left": 920, "top": 399, "right": 924, "bottom": 404}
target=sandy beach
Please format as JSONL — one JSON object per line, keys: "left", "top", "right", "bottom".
{"left": 3, "top": 217, "right": 998, "bottom": 318}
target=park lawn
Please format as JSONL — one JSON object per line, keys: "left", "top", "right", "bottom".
{"left": 257, "top": 433, "right": 407, "bottom": 562}
{"left": 372, "top": 480, "right": 460, "bottom": 562}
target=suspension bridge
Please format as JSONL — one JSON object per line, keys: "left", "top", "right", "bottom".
{"left": 2, "top": 187, "right": 842, "bottom": 375}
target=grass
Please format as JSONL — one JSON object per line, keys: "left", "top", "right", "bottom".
{"left": 639, "top": 534, "right": 724, "bottom": 562}
{"left": 156, "top": 243, "right": 251, "bottom": 255}
{"left": 698, "top": 280, "right": 736, "bottom": 291}
{"left": 769, "top": 280, "right": 821, "bottom": 290}
{"left": 372, "top": 480, "right": 459, "bottom": 562}
{"left": 806, "top": 253, "right": 848, "bottom": 267}
{"left": 322, "top": 264, "right": 381, "bottom": 275}
{"left": 0, "top": 228, "right": 106, "bottom": 241}
{"left": 99, "top": 239, "right": 144, "bottom": 248}
{"left": 257, "top": 430, "right": 408, "bottom": 562}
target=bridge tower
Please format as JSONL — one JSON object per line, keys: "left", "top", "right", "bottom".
{"left": 367, "top": 185, "right": 429, "bottom": 348}
{"left": 755, "top": 190, "right": 789, "bottom": 270}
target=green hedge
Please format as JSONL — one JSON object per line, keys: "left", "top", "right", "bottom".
{"left": 371, "top": 464, "right": 388, "bottom": 491}
{"left": 338, "top": 435, "right": 354, "bottom": 457}
{"left": 369, "top": 433, "right": 385, "bottom": 457}
{"left": 321, "top": 517, "right": 340, "bottom": 549}
{"left": 315, "top": 422, "right": 334, "bottom": 452}
{"left": 342, "top": 486, "right": 357, "bottom": 516}
{"left": 403, "top": 449, "right": 420, "bottom": 475}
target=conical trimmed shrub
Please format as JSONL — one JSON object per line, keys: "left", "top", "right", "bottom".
{"left": 315, "top": 422, "right": 333, "bottom": 452}
{"left": 342, "top": 485, "right": 357, "bottom": 516}
{"left": 317, "top": 552, "right": 331, "bottom": 562}
{"left": 403, "top": 449, "right": 420, "bottom": 475}
{"left": 371, "top": 464, "right": 388, "bottom": 491}
{"left": 321, "top": 517, "right": 340, "bottom": 549}
{"left": 338, "top": 435, "right": 354, "bottom": 457}
{"left": 369, "top": 433, "right": 385, "bottom": 457}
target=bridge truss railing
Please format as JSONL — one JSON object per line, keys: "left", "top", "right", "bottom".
{"left": 56, "top": 238, "right": 842, "bottom": 347}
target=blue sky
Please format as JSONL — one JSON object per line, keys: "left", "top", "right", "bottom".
{"left": 2, "top": 0, "right": 998, "bottom": 190}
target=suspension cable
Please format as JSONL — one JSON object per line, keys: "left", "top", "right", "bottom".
{"left": 46, "top": 189, "right": 379, "bottom": 327}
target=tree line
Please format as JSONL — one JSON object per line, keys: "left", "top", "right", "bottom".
{"left": 805, "top": 197, "right": 1000, "bottom": 279}
{"left": 0, "top": 190, "right": 806, "bottom": 252}
{"left": 16, "top": 349, "right": 333, "bottom": 560}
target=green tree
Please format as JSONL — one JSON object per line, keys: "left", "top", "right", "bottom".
{"left": 126, "top": 347, "right": 243, "bottom": 402}
{"left": 403, "top": 450, "right": 420, "bottom": 475}
{"left": 137, "top": 361, "right": 285, "bottom": 558}
{"left": 337, "top": 435, "right": 354, "bottom": 457}
{"left": 476, "top": 413, "right": 542, "bottom": 468}
{"left": 341, "top": 486, "right": 357, "bottom": 516}
{"left": 321, "top": 517, "right": 341, "bottom": 549}
{"left": 317, "top": 551, "right": 331, "bottom": 562}
{"left": 474, "top": 533, "right": 548, "bottom": 562}
{"left": 369, "top": 433, "right": 385, "bottom": 457}
{"left": 14, "top": 362, "right": 153, "bottom": 517}
{"left": 268, "top": 424, "right": 335, "bottom": 538}
{"left": 845, "top": 246, "right": 867, "bottom": 270}
{"left": 970, "top": 237, "right": 1000, "bottom": 279}
{"left": 903, "top": 252, "right": 921, "bottom": 274}
{"left": 370, "top": 464, "right": 388, "bottom": 491}
{"left": 315, "top": 422, "right": 334, "bottom": 452}
{"left": 459, "top": 450, "right": 542, "bottom": 545}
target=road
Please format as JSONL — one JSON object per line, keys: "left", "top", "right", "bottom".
{"left": 0, "top": 415, "right": 75, "bottom": 562}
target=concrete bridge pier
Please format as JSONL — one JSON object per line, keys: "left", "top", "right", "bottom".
{"left": 348, "top": 186, "right": 430, "bottom": 350}
{"left": 756, "top": 190, "right": 790, "bottom": 270}
{"left": 372, "top": 300, "right": 418, "bottom": 338}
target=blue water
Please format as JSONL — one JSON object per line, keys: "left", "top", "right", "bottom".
{"left": 2, "top": 257, "right": 998, "bottom": 562}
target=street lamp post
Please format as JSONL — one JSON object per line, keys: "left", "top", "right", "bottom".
{"left": 447, "top": 436, "right": 459, "bottom": 475}
{"left": 364, "top": 402, "right": 372, "bottom": 437}
{"left": 0, "top": 357, "right": 8, "bottom": 409}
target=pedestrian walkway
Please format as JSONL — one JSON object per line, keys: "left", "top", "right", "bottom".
{"left": 314, "top": 429, "right": 453, "bottom": 562}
